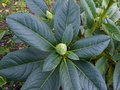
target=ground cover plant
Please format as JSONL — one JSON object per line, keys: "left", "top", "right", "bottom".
{"left": 0, "top": 0, "right": 120, "bottom": 90}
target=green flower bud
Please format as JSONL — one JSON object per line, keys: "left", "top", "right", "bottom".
{"left": 46, "top": 10, "right": 53, "bottom": 20}
{"left": 56, "top": 43, "right": 67, "bottom": 55}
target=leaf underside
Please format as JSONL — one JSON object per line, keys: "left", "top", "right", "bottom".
{"left": 103, "top": 20, "right": 120, "bottom": 41}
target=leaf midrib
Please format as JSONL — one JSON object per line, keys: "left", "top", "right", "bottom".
{"left": 64, "top": 60, "right": 74, "bottom": 89}
{"left": 39, "top": 69, "right": 55, "bottom": 89}
{"left": 71, "top": 61, "right": 99, "bottom": 89}
{"left": 71, "top": 38, "right": 110, "bottom": 52}
{"left": 81, "top": 0, "right": 94, "bottom": 19}
{"left": 44, "top": 54, "right": 61, "bottom": 70}
{"left": 8, "top": 16, "right": 55, "bottom": 49}
{"left": 32, "top": 0, "right": 46, "bottom": 16}
{"left": 0, "top": 60, "right": 44, "bottom": 71}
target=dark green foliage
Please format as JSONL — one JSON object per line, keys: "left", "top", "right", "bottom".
{"left": 1, "top": 0, "right": 120, "bottom": 90}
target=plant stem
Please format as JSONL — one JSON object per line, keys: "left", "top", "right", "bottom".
{"left": 92, "top": 1, "right": 115, "bottom": 33}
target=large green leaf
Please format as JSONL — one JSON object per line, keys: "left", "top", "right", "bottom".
{"left": 71, "top": 35, "right": 110, "bottom": 58}
{"left": 60, "top": 60, "right": 81, "bottom": 90}
{"left": 0, "top": 47, "right": 49, "bottom": 81}
{"left": 80, "top": 0, "right": 97, "bottom": 19}
{"left": 62, "top": 24, "right": 73, "bottom": 45}
{"left": 54, "top": 0, "right": 80, "bottom": 41}
{"left": 103, "top": 19, "right": 120, "bottom": 41}
{"left": 95, "top": 56, "right": 108, "bottom": 75}
{"left": 52, "top": 0, "right": 65, "bottom": 13}
{"left": 6, "top": 14, "right": 56, "bottom": 52}
{"left": 110, "top": 10, "right": 120, "bottom": 22}
{"left": 85, "top": 12, "right": 95, "bottom": 29}
{"left": 26, "top": 0, "right": 48, "bottom": 17}
{"left": 43, "top": 53, "right": 62, "bottom": 71}
{"left": 81, "top": 12, "right": 94, "bottom": 30}
{"left": 21, "top": 67, "right": 60, "bottom": 90}
{"left": 80, "top": 0, "right": 96, "bottom": 29}
{"left": 73, "top": 60, "right": 107, "bottom": 90}
{"left": 107, "top": 3, "right": 120, "bottom": 22}
{"left": 114, "top": 61, "right": 120, "bottom": 90}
